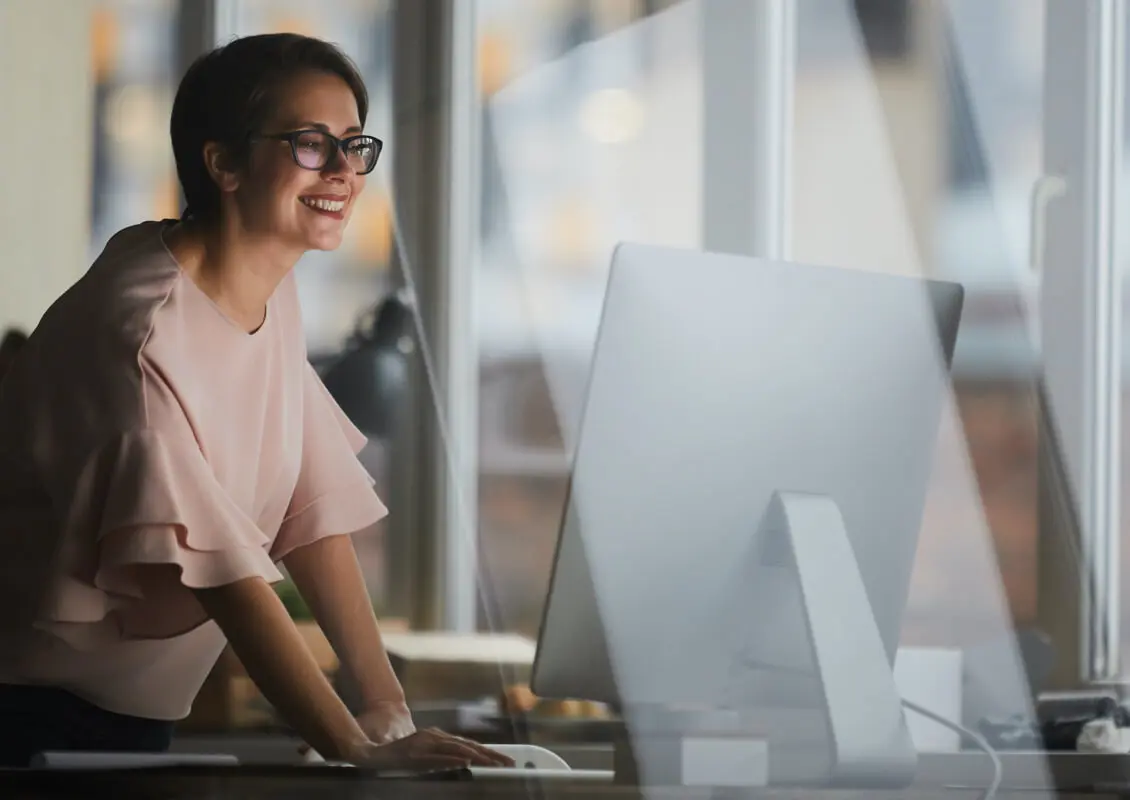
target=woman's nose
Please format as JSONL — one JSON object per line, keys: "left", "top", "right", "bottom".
{"left": 322, "top": 147, "right": 351, "bottom": 178}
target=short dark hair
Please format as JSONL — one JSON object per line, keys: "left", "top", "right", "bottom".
{"left": 170, "top": 33, "right": 369, "bottom": 221}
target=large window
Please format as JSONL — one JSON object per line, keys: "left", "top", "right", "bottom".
{"left": 475, "top": 0, "right": 701, "bottom": 634}
{"left": 90, "top": 0, "right": 180, "bottom": 257}
{"left": 471, "top": 0, "right": 1046, "bottom": 651}
{"left": 794, "top": 0, "right": 1044, "bottom": 647}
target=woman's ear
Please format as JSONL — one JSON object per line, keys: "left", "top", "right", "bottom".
{"left": 202, "top": 142, "right": 241, "bottom": 194}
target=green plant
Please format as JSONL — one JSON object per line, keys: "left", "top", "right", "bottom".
{"left": 275, "top": 579, "right": 313, "bottom": 621}
{"left": 274, "top": 578, "right": 383, "bottom": 621}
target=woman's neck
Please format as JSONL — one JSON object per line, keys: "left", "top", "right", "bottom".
{"left": 166, "top": 217, "right": 300, "bottom": 333}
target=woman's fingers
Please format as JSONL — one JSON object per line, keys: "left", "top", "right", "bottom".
{"left": 417, "top": 733, "right": 494, "bottom": 765}
{"left": 404, "top": 753, "right": 474, "bottom": 770}
{"left": 355, "top": 727, "right": 515, "bottom": 771}
{"left": 461, "top": 741, "right": 513, "bottom": 767}
{"left": 413, "top": 729, "right": 514, "bottom": 767}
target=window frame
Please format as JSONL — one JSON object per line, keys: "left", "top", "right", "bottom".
{"left": 1037, "top": 0, "right": 1126, "bottom": 684}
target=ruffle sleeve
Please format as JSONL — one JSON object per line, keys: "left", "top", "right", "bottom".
{"left": 42, "top": 428, "right": 283, "bottom": 641}
{"left": 270, "top": 363, "right": 389, "bottom": 561}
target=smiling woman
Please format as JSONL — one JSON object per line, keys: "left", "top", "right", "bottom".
{"left": 168, "top": 37, "right": 374, "bottom": 265}
{"left": 0, "top": 32, "right": 510, "bottom": 773}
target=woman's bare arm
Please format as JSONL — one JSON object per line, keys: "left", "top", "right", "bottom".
{"left": 282, "top": 534, "right": 405, "bottom": 715}
{"left": 192, "top": 576, "right": 370, "bottom": 761}
{"left": 191, "top": 571, "right": 510, "bottom": 770}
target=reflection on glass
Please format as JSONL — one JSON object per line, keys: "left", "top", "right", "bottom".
{"left": 475, "top": 0, "right": 1044, "bottom": 691}
{"left": 790, "top": 0, "right": 1045, "bottom": 652}
{"left": 917, "top": 0, "right": 1043, "bottom": 647}
{"left": 477, "top": 0, "right": 700, "bottom": 635}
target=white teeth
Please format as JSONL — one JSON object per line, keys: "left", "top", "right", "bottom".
{"left": 301, "top": 197, "right": 346, "bottom": 213}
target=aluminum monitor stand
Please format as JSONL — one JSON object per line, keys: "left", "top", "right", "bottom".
{"left": 758, "top": 490, "right": 918, "bottom": 786}
{"left": 613, "top": 491, "right": 918, "bottom": 789}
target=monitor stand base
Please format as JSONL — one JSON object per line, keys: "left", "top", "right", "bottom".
{"left": 611, "top": 491, "right": 918, "bottom": 789}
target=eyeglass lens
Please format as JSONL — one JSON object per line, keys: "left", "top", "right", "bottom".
{"left": 294, "top": 131, "right": 379, "bottom": 174}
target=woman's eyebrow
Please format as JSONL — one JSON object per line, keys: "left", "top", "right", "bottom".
{"left": 291, "top": 120, "right": 364, "bottom": 135}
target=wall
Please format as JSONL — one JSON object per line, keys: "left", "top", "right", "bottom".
{"left": 0, "top": 0, "right": 94, "bottom": 334}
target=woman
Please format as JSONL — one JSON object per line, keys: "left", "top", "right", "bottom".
{"left": 0, "top": 33, "right": 511, "bottom": 771}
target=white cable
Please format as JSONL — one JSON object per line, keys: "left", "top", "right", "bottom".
{"left": 901, "top": 699, "right": 1001, "bottom": 800}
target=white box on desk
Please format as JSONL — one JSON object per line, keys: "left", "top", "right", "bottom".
{"left": 894, "top": 646, "right": 964, "bottom": 752}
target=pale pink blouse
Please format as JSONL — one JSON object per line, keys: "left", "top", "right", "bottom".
{"left": 0, "top": 221, "right": 388, "bottom": 720}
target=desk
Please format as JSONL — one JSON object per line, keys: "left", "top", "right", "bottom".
{"left": 0, "top": 767, "right": 1121, "bottom": 800}
{"left": 169, "top": 734, "right": 1130, "bottom": 791}
{"left": 8, "top": 742, "right": 1130, "bottom": 798}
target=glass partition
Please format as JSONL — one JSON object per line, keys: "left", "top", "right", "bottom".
{"left": 466, "top": 0, "right": 1058, "bottom": 791}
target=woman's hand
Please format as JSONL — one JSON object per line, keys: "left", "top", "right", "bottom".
{"left": 343, "top": 728, "right": 515, "bottom": 771}
{"left": 355, "top": 701, "right": 417, "bottom": 744}
{"left": 299, "top": 702, "right": 416, "bottom": 759}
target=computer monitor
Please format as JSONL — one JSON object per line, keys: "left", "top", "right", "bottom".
{"left": 530, "top": 243, "right": 963, "bottom": 787}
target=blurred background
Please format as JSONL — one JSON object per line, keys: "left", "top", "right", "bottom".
{"left": 2, "top": 0, "right": 1127, "bottom": 723}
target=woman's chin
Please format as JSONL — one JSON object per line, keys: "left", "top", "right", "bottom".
{"left": 303, "top": 231, "right": 346, "bottom": 252}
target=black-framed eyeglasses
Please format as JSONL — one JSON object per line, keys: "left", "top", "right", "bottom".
{"left": 255, "top": 130, "right": 383, "bottom": 175}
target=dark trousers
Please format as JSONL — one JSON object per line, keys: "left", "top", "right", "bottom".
{"left": 0, "top": 684, "right": 175, "bottom": 767}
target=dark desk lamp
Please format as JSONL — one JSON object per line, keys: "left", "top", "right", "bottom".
{"left": 321, "top": 289, "right": 415, "bottom": 440}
